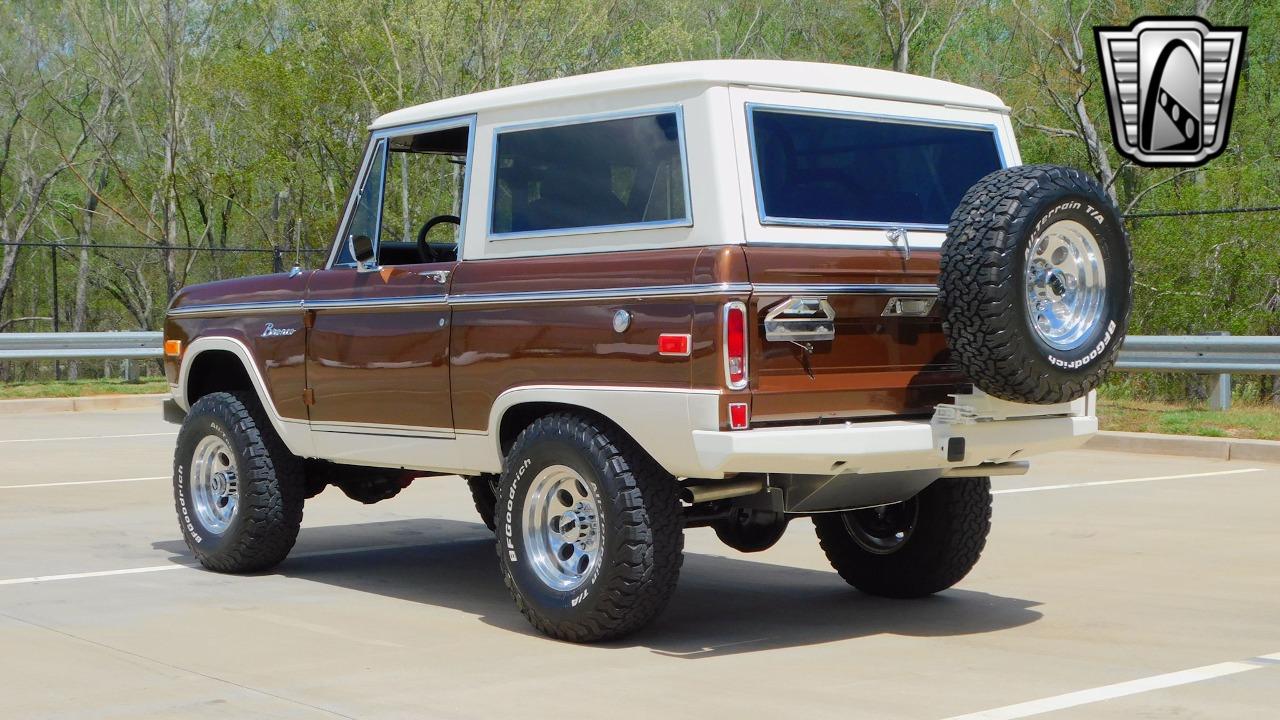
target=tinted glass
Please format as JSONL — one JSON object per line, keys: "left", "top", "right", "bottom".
{"left": 335, "top": 140, "right": 387, "bottom": 265}
{"left": 750, "top": 109, "right": 1002, "bottom": 226}
{"left": 491, "top": 112, "right": 687, "bottom": 235}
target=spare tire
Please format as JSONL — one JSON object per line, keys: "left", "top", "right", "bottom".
{"left": 940, "top": 164, "right": 1131, "bottom": 404}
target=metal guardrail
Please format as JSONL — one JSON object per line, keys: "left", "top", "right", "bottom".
{"left": 1115, "top": 335, "right": 1280, "bottom": 373}
{"left": 0, "top": 332, "right": 163, "bottom": 361}
{"left": 1114, "top": 334, "right": 1280, "bottom": 410}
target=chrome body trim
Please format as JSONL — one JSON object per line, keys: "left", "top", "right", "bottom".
{"left": 486, "top": 105, "right": 694, "bottom": 241}
{"left": 305, "top": 295, "right": 448, "bottom": 311}
{"left": 168, "top": 282, "right": 941, "bottom": 317}
{"left": 448, "top": 282, "right": 753, "bottom": 306}
{"left": 169, "top": 300, "right": 304, "bottom": 317}
{"left": 744, "top": 102, "right": 1007, "bottom": 232}
{"left": 752, "top": 283, "right": 939, "bottom": 296}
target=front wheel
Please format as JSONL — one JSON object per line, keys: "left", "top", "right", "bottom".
{"left": 173, "top": 391, "right": 304, "bottom": 573}
{"left": 812, "top": 477, "right": 991, "bottom": 598}
{"left": 496, "top": 413, "right": 683, "bottom": 642}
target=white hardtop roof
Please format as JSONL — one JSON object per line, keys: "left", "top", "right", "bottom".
{"left": 370, "top": 59, "right": 1008, "bottom": 129}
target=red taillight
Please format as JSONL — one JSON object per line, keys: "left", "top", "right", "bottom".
{"left": 728, "top": 402, "right": 749, "bottom": 430}
{"left": 724, "top": 301, "right": 747, "bottom": 390}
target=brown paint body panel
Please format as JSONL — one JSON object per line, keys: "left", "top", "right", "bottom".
{"left": 166, "top": 273, "right": 311, "bottom": 420}
{"left": 742, "top": 245, "right": 963, "bottom": 423}
{"left": 165, "top": 242, "right": 964, "bottom": 439}
{"left": 304, "top": 262, "right": 455, "bottom": 429}
{"left": 448, "top": 247, "right": 748, "bottom": 432}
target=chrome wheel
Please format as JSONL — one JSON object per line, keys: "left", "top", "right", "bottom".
{"left": 190, "top": 434, "right": 239, "bottom": 535}
{"left": 1024, "top": 219, "right": 1108, "bottom": 351}
{"left": 842, "top": 498, "right": 918, "bottom": 555}
{"left": 521, "top": 465, "right": 601, "bottom": 591}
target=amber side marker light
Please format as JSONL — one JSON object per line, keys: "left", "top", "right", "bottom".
{"left": 163, "top": 340, "right": 183, "bottom": 357}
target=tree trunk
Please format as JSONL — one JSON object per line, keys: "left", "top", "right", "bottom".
{"left": 68, "top": 166, "right": 107, "bottom": 380}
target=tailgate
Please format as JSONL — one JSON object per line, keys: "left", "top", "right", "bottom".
{"left": 744, "top": 245, "right": 965, "bottom": 424}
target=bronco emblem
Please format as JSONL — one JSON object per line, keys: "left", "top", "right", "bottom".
{"left": 261, "top": 322, "right": 296, "bottom": 337}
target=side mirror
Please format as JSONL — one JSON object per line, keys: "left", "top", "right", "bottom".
{"left": 347, "top": 234, "right": 376, "bottom": 271}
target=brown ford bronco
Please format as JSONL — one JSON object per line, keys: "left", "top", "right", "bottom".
{"left": 163, "top": 60, "right": 1131, "bottom": 642}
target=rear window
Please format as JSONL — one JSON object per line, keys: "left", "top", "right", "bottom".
{"left": 490, "top": 111, "right": 689, "bottom": 236}
{"left": 748, "top": 107, "right": 1003, "bottom": 228}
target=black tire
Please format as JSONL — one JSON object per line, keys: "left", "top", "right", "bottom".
{"left": 173, "top": 391, "right": 304, "bottom": 573}
{"left": 812, "top": 477, "right": 991, "bottom": 598}
{"left": 466, "top": 474, "right": 498, "bottom": 531}
{"left": 940, "top": 164, "right": 1132, "bottom": 404}
{"left": 496, "top": 413, "right": 683, "bottom": 642}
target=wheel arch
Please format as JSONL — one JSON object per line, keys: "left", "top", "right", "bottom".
{"left": 178, "top": 336, "right": 312, "bottom": 457}
{"left": 487, "top": 386, "right": 721, "bottom": 478}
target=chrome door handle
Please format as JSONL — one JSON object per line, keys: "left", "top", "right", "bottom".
{"left": 419, "top": 270, "right": 451, "bottom": 284}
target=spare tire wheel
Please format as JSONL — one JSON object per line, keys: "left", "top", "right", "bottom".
{"left": 939, "top": 164, "right": 1132, "bottom": 404}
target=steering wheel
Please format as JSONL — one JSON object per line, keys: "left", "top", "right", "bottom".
{"left": 416, "top": 214, "right": 461, "bottom": 263}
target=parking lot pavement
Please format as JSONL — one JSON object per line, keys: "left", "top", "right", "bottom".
{"left": 1, "top": 408, "right": 1278, "bottom": 719}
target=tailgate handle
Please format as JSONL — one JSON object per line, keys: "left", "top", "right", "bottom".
{"left": 882, "top": 296, "right": 937, "bottom": 317}
{"left": 763, "top": 297, "right": 836, "bottom": 343}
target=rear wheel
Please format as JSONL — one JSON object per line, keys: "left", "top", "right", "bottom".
{"left": 173, "top": 391, "right": 304, "bottom": 573}
{"left": 496, "top": 413, "right": 683, "bottom": 642}
{"left": 812, "top": 477, "right": 991, "bottom": 598}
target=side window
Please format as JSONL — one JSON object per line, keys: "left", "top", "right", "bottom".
{"left": 379, "top": 124, "right": 469, "bottom": 265}
{"left": 749, "top": 108, "right": 1003, "bottom": 228}
{"left": 334, "top": 140, "right": 388, "bottom": 266}
{"left": 332, "top": 120, "right": 471, "bottom": 268}
{"left": 491, "top": 111, "right": 689, "bottom": 236}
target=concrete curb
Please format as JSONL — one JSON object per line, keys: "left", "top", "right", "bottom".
{"left": 1087, "top": 430, "right": 1280, "bottom": 463}
{"left": 0, "top": 393, "right": 166, "bottom": 415}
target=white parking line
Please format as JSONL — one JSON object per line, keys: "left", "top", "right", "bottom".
{"left": 0, "top": 476, "right": 168, "bottom": 490}
{"left": 943, "top": 653, "right": 1280, "bottom": 719}
{"left": 993, "top": 467, "right": 1264, "bottom": 494}
{"left": 0, "top": 432, "right": 176, "bottom": 444}
{"left": 0, "top": 542, "right": 435, "bottom": 586}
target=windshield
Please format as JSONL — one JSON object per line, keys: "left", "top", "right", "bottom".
{"left": 748, "top": 107, "right": 1004, "bottom": 229}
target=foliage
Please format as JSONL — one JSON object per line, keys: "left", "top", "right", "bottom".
{"left": 1, "top": 0, "right": 1278, "bottom": 397}
{"left": 0, "top": 377, "right": 167, "bottom": 398}
{"left": 1098, "top": 396, "right": 1280, "bottom": 440}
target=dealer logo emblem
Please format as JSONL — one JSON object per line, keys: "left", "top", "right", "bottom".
{"left": 1094, "top": 17, "right": 1246, "bottom": 167}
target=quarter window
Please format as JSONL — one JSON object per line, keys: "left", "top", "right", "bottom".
{"left": 490, "top": 111, "right": 689, "bottom": 236}
{"left": 749, "top": 107, "right": 1003, "bottom": 228}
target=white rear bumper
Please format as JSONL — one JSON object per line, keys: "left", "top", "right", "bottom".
{"left": 690, "top": 414, "right": 1097, "bottom": 477}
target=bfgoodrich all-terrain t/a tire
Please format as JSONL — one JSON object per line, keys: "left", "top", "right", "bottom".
{"left": 940, "top": 164, "right": 1132, "bottom": 404}
{"left": 812, "top": 477, "right": 992, "bottom": 598}
{"left": 496, "top": 412, "right": 683, "bottom": 642}
{"left": 173, "top": 391, "right": 304, "bottom": 573}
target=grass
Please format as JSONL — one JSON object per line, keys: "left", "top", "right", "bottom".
{"left": 1098, "top": 397, "right": 1280, "bottom": 441}
{"left": 0, "top": 378, "right": 169, "bottom": 399}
